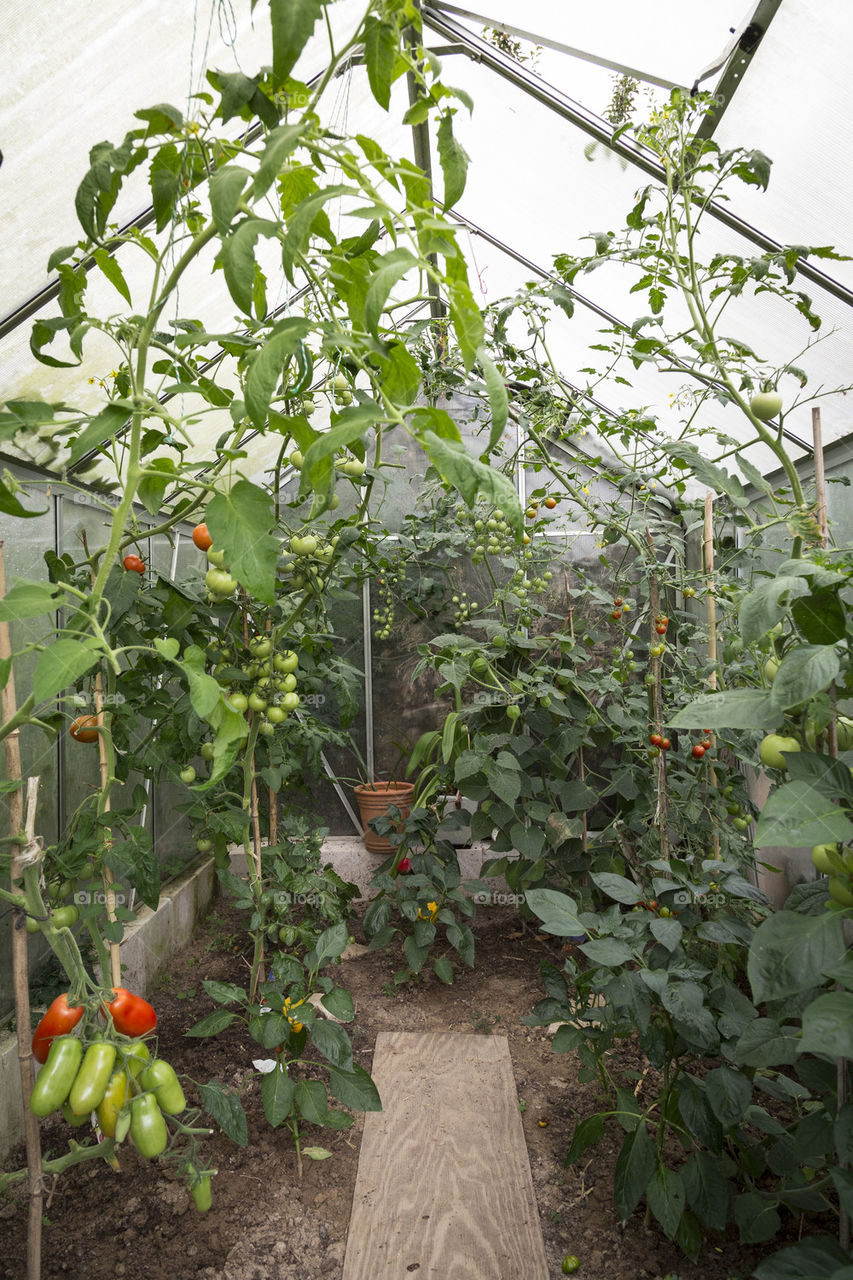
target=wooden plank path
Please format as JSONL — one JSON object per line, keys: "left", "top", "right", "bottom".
{"left": 342, "top": 1031, "right": 549, "bottom": 1280}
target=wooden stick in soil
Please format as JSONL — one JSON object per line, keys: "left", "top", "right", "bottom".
{"left": 0, "top": 539, "right": 43, "bottom": 1280}
{"left": 565, "top": 591, "right": 587, "bottom": 857}
{"left": 241, "top": 592, "right": 264, "bottom": 994}
{"left": 645, "top": 530, "right": 669, "bottom": 862}
{"left": 93, "top": 668, "right": 121, "bottom": 988}
{"left": 266, "top": 617, "right": 277, "bottom": 847}
{"left": 813, "top": 407, "right": 848, "bottom": 1253}
{"left": 703, "top": 494, "right": 721, "bottom": 860}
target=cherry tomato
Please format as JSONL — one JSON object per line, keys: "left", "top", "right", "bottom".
{"left": 32, "top": 993, "right": 84, "bottom": 1064}
{"left": 611, "top": 610, "right": 622, "bottom": 620}
{"left": 649, "top": 733, "right": 663, "bottom": 747}
{"left": 69, "top": 714, "right": 100, "bottom": 743}
{"left": 192, "top": 523, "right": 213, "bottom": 551}
{"left": 123, "top": 554, "right": 146, "bottom": 574}
{"left": 692, "top": 744, "right": 706, "bottom": 759}
{"left": 701, "top": 739, "right": 712, "bottom": 750}
{"left": 614, "top": 597, "right": 623, "bottom": 606}
{"left": 660, "top": 738, "right": 671, "bottom": 750}
{"left": 101, "top": 988, "right": 157, "bottom": 1037}
{"left": 655, "top": 623, "right": 668, "bottom": 635}
{"left": 544, "top": 496, "right": 557, "bottom": 509}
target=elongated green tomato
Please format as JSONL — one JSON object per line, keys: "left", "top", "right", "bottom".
{"left": 829, "top": 877, "right": 853, "bottom": 908}
{"left": 62, "top": 1100, "right": 90, "bottom": 1127}
{"left": 125, "top": 1040, "right": 150, "bottom": 1078}
{"left": 140, "top": 1060, "right": 187, "bottom": 1115}
{"left": 812, "top": 844, "right": 845, "bottom": 875}
{"left": 130, "top": 1092, "right": 168, "bottom": 1158}
{"left": 30, "top": 1036, "right": 83, "bottom": 1116}
{"left": 191, "top": 1174, "right": 213, "bottom": 1212}
{"left": 68, "top": 1040, "right": 117, "bottom": 1116}
{"left": 96, "top": 1069, "right": 129, "bottom": 1137}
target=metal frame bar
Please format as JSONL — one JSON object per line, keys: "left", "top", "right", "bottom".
{"left": 429, "top": 1, "right": 686, "bottom": 92}
{"left": 420, "top": 3, "right": 853, "bottom": 314}
{"left": 691, "top": 0, "right": 785, "bottom": 141}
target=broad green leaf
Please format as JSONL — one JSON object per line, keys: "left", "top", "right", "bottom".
{"left": 799, "top": 991, "right": 853, "bottom": 1059}
{"left": 310, "top": 921, "right": 349, "bottom": 965}
{"left": 244, "top": 317, "right": 313, "bottom": 429}
{"left": 589, "top": 872, "right": 642, "bottom": 904}
{"left": 202, "top": 979, "right": 246, "bottom": 1006}
{"left": 0, "top": 581, "right": 63, "bottom": 621}
{"left": 137, "top": 456, "right": 177, "bottom": 514}
{"left": 379, "top": 341, "right": 421, "bottom": 405}
{"left": 310, "top": 1019, "right": 353, "bottom": 1071}
{"left": 738, "top": 575, "right": 810, "bottom": 643}
{"left": 733, "top": 1192, "right": 780, "bottom": 1244}
{"left": 753, "top": 779, "right": 853, "bottom": 848}
{"left": 363, "top": 15, "right": 398, "bottom": 109}
{"left": 447, "top": 278, "right": 484, "bottom": 369}
{"left": 321, "top": 987, "right": 354, "bottom": 1021}
{"left": 281, "top": 184, "right": 352, "bottom": 282}
{"left": 566, "top": 1113, "right": 605, "bottom": 1164}
{"left": 437, "top": 112, "right": 469, "bottom": 208}
{"left": 327, "top": 1063, "right": 382, "bottom": 1112}
{"left": 770, "top": 644, "right": 841, "bottom": 709}
{"left": 663, "top": 440, "right": 748, "bottom": 507}
{"left": 295, "top": 1078, "right": 328, "bottom": 1125}
{"left": 302, "top": 1146, "right": 333, "bottom": 1160}
{"left": 748, "top": 909, "right": 845, "bottom": 1003}
{"left": 733, "top": 1017, "right": 799, "bottom": 1067}
{"left": 209, "top": 164, "right": 250, "bottom": 234}
{"left": 408, "top": 406, "right": 462, "bottom": 442}
{"left": 253, "top": 124, "right": 306, "bottom": 198}
{"left": 206, "top": 694, "right": 250, "bottom": 784}
{"left": 33, "top": 638, "right": 100, "bottom": 704}
{"left": 149, "top": 144, "right": 182, "bottom": 231}
{"left": 704, "top": 1066, "right": 751, "bottom": 1127}
{"left": 476, "top": 346, "right": 508, "bottom": 454}
{"left": 420, "top": 431, "right": 522, "bottom": 538}
{"left": 613, "top": 1120, "right": 655, "bottom": 1221}
{"left": 206, "top": 480, "right": 280, "bottom": 604}
{"left": 199, "top": 1079, "right": 248, "bottom": 1146}
{"left": 581, "top": 937, "right": 634, "bottom": 966}
{"left": 753, "top": 1238, "right": 853, "bottom": 1279}
{"left": 784, "top": 750, "right": 853, "bottom": 799}
{"left": 270, "top": 0, "right": 324, "bottom": 85}
{"left": 93, "top": 247, "right": 132, "bottom": 304}
{"left": 301, "top": 407, "right": 378, "bottom": 493}
{"left": 525, "top": 888, "right": 584, "bottom": 937}
{"left": 646, "top": 1164, "right": 685, "bottom": 1239}
{"left": 153, "top": 637, "right": 180, "bottom": 660}
{"left": 364, "top": 248, "right": 418, "bottom": 333}
{"left": 69, "top": 402, "right": 131, "bottom": 464}
{"left": 434, "top": 955, "right": 454, "bottom": 984}
{"left": 220, "top": 218, "right": 280, "bottom": 315}
{"left": 178, "top": 647, "right": 222, "bottom": 719}
{"left": 650, "top": 917, "right": 683, "bottom": 950}
{"left": 681, "top": 1149, "right": 729, "bottom": 1232}
{"left": 792, "top": 589, "right": 848, "bottom": 645}
{"left": 668, "top": 689, "right": 782, "bottom": 730}
{"left": 262, "top": 1065, "right": 296, "bottom": 1127}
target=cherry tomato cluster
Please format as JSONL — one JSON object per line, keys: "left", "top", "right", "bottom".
{"left": 654, "top": 613, "right": 669, "bottom": 635}
{"left": 633, "top": 899, "right": 679, "bottom": 918}
{"left": 648, "top": 733, "right": 671, "bottom": 751}
{"left": 691, "top": 731, "right": 714, "bottom": 760}
{"left": 610, "top": 594, "right": 632, "bottom": 621}
{"left": 372, "top": 569, "right": 403, "bottom": 641}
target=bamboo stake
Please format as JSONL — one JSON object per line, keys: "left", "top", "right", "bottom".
{"left": 565, "top": 589, "right": 588, "bottom": 857}
{"left": 703, "top": 494, "right": 720, "bottom": 860}
{"left": 645, "top": 530, "right": 669, "bottom": 861}
{"left": 94, "top": 668, "right": 121, "bottom": 988}
{"left": 813, "top": 407, "right": 848, "bottom": 1252}
{"left": 0, "top": 541, "right": 43, "bottom": 1280}
{"left": 266, "top": 617, "right": 277, "bottom": 847}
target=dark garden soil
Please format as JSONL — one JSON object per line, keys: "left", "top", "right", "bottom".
{"left": 1, "top": 892, "right": 802, "bottom": 1280}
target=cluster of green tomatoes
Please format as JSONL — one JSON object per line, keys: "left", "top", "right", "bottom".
{"left": 204, "top": 633, "right": 302, "bottom": 740}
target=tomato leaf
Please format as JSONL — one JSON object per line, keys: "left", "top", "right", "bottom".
{"left": 437, "top": 111, "right": 469, "bottom": 209}
{"left": 33, "top": 638, "right": 100, "bottom": 704}
{"left": 770, "top": 644, "right": 841, "bottom": 709}
{"left": 748, "top": 910, "right": 845, "bottom": 1003}
{"left": 418, "top": 431, "right": 521, "bottom": 538}
{"left": 205, "top": 480, "right": 279, "bottom": 604}
{"left": 364, "top": 248, "right": 418, "bottom": 334}
{"left": 753, "top": 779, "right": 853, "bottom": 848}
{"left": 244, "top": 318, "right": 313, "bottom": 429}
{"left": 668, "top": 689, "right": 783, "bottom": 730}
{"left": 738, "top": 575, "right": 810, "bottom": 643}
{"left": 0, "top": 581, "right": 63, "bottom": 621}
{"left": 363, "top": 15, "right": 398, "bottom": 110}
{"left": 270, "top": 0, "right": 324, "bottom": 85}
{"left": 476, "top": 346, "right": 508, "bottom": 455}
{"left": 262, "top": 1064, "right": 296, "bottom": 1128}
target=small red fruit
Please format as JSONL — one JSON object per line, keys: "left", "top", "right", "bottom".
{"left": 192, "top": 523, "right": 213, "bottom": 551}
{"left": 692, "top": 744, "right": 706, "bottom": 759}
{"left": 614, "top": 596, "right": 623, "bottom": 606}
{"left": 660, "top": 738, "right": 671, "bottom": 750}
{"left": 611, "top": 610, "right": 623, "bottom": 620}
{"left": 397, "top": 857, "right": 412, "bottom": 873}
{"left": 649, "top": 733, "right": 663, "bottom": 747}
{"left": 544, "top": 497, "right": 557, "bottom": 509}
{"left": 123, "top": 554, "right": 145, "bottom": 574}
{"left": 70, "top": 715, "right": 100, "bottom": 743}
{"left": 701, "top": 739, "right": 712, "bottom": 750}
{"left": 655, "top": 623, "right": 668, "bottom": 635}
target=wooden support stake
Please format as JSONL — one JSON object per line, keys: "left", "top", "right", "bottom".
{"left": 645, "top": 530, "right": 669, "bottom": 861}
{"left": 266, "top": 617, "right": 277, "bottom": 846}
{"left": 565, "top": 595, "right": 588, "bottom": 856}
{"left": 703, "top": 494, "right": 720, "bottom": 860}
{"left": 0, "top": 541, "right": 43, "bottom": 1280}
{"left": 93, "top": 669, "right": 121, "bottom": 988}
{"left": 813, "top": 406, "right": 848, "bottom": 1252}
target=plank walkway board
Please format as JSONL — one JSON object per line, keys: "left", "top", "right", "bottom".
{"left": 342, "top": 1031, "right": 549, "bottom": 1280}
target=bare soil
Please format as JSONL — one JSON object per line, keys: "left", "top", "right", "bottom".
{"left": 1, "top": 895, "right": 802, "bottom": 1279}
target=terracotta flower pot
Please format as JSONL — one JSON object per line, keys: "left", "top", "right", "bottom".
{"left": 354, "top": 781, "right": 416, "bottom": 853}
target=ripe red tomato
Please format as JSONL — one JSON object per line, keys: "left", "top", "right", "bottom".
{"left": 692, "top": 744, "right": 706, "bottom": 759}
{"left": 544, "top": 496, "right": 557, "bottom": 509}
{"left": 649, "top": 733, "right": 663, "bottom": 747}
{"left": 660, "top": 737, "right": 671, "bottom": 750}
{"left": 192, "top": 523, "right": 213, "bottom": 551}
{"left": 701, "top": 739, "right": 712, "bottom": 750}
{"left": 70, "top": 714, "right": 100, "bottom": 743}
{"left": 123, "top": 554, "right": 146, "bottom": 574}
{"left": 32, "top": 993, "right": 84, "bottom": 1064}
{"left": 101, "top": 988, "right": 157, "bottom": 1037}
{"left": 397, "top": 857, "right": 412, "bottom": 873}
{"left": 655, "top": 623, "right": 668, "bottom": 635}
{"left": 614, "top": 597, "right": 623, "bottom": 606}
{"left": 611, "top": 610, "right": 622, "bottom": 620}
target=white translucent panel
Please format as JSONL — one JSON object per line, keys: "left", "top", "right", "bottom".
{"left": 430, "top": 1, "right": 735, "bottom": 97}
{"left": 713, "top": 0, "right": 853, "bottom": 288}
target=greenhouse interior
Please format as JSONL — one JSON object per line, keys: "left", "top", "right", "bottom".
{"left": 1, "top": 1, "right": 853, "bottom": 1277}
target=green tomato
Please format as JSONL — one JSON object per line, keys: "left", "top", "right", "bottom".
{"left": 812, "top": 843, "right": 844, "bottom": 875}
{"left": 249, "top": 637, "right": 272, "bottom": 659}
{"left": 289, "top": 450, "right": 304, "bottom": 470}
{"left": 130, "top": 1092, "right": 168, "bottom": 1158}
{"left": 750, "top": 391, "right": 783, "bottom": 421}
{"left": 205, "top": 567, "right": 238, "bottom": 595}
{"left": 179, "top": 766, "right": 196, "bottom": 785}
{"left": 52, "top": 905, "right": 79, "bottom": 929}
{"left": 759, "top": 734, "right": 801, "bottom": 771}
{"left": 258, "top": 720, "right": 276, "bottom": 737}
{"left": 291, "top": 535, "right": 318, "bottom": 557}
{"left": 764, "top": 658, "right": 779, "bottom": 683}
{"left": 332, "top": 371, "right": 349, "bottom": 391}
{"left": 196, "top": 837, "right": 213, "bottom": 854}
{"left": 506, "top": 704, "right": 521, "bottom": 721}
{"left": 341, "top": 458, "right": 366, "bottom": 478}
{"left": 248, "top": 692, "right": 267, "bottom": 713}
{"left": 201, "top": 742, "right": 215, "bottom": 761}
{"left": 301, "top": 397, "right": 315, "bottom": 416}
{"left": 228, "top": 692, "right": 249, "bottom": 713}
{"left": 280, "top": 672, "right": 297, "bottom": 692}
{"left": 191, "top": 1173, "right": 213, "bottom": 1212}
{"left": 68, "top": 1040, "right": 117, "bottom": 1116}
{"left": 280, "top": 692, "right": 300, "bottom": 713}
{"left": 30, "top": 1036, "right": 83, "bottom": 1116}
{"left": 274, "top": 650, "right": 299, "bottom": 673}
{"left": 266, "top": 705, "right": 286, "bottom": 725}
{"left": 140, "top": 1059, "right": 186, "bottom": 1115}
{"left": 561, "top": 1258, "right": 580, "bottom": 1275}
{"left": 733, "top": 816, "right": 751, "bottom": 831}
{"left": 206, "top": 548, "right": 226, "bottom": 568}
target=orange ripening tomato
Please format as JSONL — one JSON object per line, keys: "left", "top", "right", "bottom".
{"left": 192, "top": 523, "right": 213, "bottom": 551}
{"left": 123, "top": 554, "right": 146, "bottom": 574}
{"left": 32, "top": 993, "right": 84, "bottom": 1064}
{"left": 101, "top": 988, "right": 157, "bottom": 1037}
{"left": 70, "top": 715, "right": 100, "bottom": 743}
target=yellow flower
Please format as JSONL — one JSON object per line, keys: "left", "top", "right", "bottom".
{"left": 284, "top": 995, "right": 304, "bottom": 1032}
{"left": 417, "top": 901, "right": 439, "bottom": 920}
{"left": 581, "top": 485, "right": 590, "bottom": 495}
